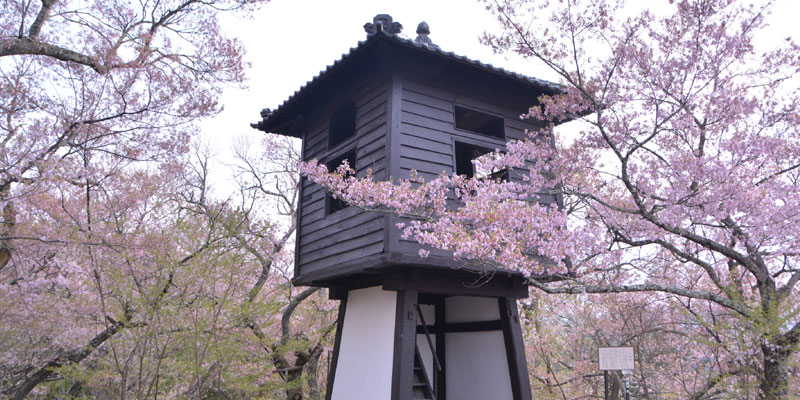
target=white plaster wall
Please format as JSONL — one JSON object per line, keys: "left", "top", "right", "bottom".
{"left": 445, "top": 295, "right": 501, "bottom": 323}
{"left": 446, "top": 331, "right": 513, "bottom": 400}
{"left": 418, "top": 303, "right": 435, "bottom": 324}
{"left": 331, "top": 286, "right": 397, "bottom": 400}
{"left": 417, "top": 333, "right": 435, "bottom": 381}
{"left": 445, "top": 296, "right": 513, "bottom": 400}
{"left": 417, "top": 304, "right": 436, "bottom": 380}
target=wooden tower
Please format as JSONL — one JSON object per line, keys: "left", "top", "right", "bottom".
{"left": 252, "top": 14, "right": 561, "bottom": 400}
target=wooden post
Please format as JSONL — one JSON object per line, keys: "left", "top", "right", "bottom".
{"left": 391, "top": 290, "right": 418, "bottom": 400}
{"left": 499, "top": 297, "right": 532, "bottom": 400}
{"left": 324, "top": 295, "right": 347, "bottom": 400}
{"left": 434, "top": 296, "right": 446, "bottom": 400}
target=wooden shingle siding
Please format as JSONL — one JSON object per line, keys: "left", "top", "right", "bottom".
{"left": 300, "top": 216, "right": 385, "bottom": 258}
{"left": 296, "top": 76, "right": 390, "bottom": 278}
{"left": 396, "top": 239, "right": 450, "bottom": 258}
{"left": 397, "top": 85, "right": 456, "bottom": 179}
{"left": 300, "top": 230, "right": 384, "bottom": 267}
{"left": 304, "top": 124, "right": 329, "bottom": 161}
{"left": 300, "top": 242, "right": 385, "bottom": 274}
{"left": 300, "top": 194, "right": 324, "bottom": 219}
{"left": 356, "top": 124, "right": 387, "bottom": 177}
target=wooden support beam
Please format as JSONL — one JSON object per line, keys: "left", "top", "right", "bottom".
{"left": 325, "top": 295, "right": 348, "bottom": 400}
{"left": 499, "top": 297, "right": 532, "bottom": 400}
{"left": 434, "top": 297, "right": 446, "bottom": 400}
{"left": 383, "top": 272, "right": 528, "bottom": 299}
{"left": 391, "top": 290, "right": 418, "bottom": 400}
{"left": 416, "top": 320, "right": 503, "bottom": 334}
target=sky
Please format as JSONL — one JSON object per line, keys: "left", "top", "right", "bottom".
{"left": 201, "top": 0, "right": 799, "bottom": 193}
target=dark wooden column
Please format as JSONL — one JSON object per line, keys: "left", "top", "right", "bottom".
{"left": 499, "top": 297, "right": 532, "bottom": 400}
{"left": 434, "top": 297, "right": 446, "bottom": 400}
{"left": 391, "top": 290, "right": 418, "bottom": 400}
{"left": 325, "top": 294, "right": 348, "bottom": 400}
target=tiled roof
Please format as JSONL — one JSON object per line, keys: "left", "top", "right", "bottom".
{"left": 253, "top": 31, "right": 562, "bottom": 131}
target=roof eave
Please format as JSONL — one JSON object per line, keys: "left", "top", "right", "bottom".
{"left": 252, "top": 32, "right": 565, "bottom": 136}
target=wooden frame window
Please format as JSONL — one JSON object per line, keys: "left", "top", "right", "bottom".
{"left": 329, "top": 102, "right": 357, "bottom": 149}
{"left": 454, "top": 105, "right": 505, "bottom": 140}
{"left": 454, "top": 141, "right": 508, "bottom": 181}
{"left": 325, "top": 148, "right": 357, "bottom": 215}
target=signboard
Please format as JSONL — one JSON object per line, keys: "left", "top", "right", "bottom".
{"left": 598, "top": 346, "right": 635, "bottom": 371}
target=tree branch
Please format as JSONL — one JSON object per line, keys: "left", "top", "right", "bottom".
{"left": 687, "top": 367, "right": 744, "bottom": 400}
{"left": 8, "top": 317, "right": 125, "bottom": 400}
{"left": 777, "top": 270, "right": 800, "bottom": 302}
{"left": 280, "top": 287, "right": 320, "bottom": 339}
{"left": 529, "top": 279, "right": 751, "bottom": 317}
{"left": 0, "top": 37, "right": 106, "bottom": 73}
{"left": 28, "top": 0, "right": 56, "bottom": 39}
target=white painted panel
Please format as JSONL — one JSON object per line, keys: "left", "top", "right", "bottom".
{"left": 446, "top": 331, "right": 513, "bottom": 400}
{"left": 445, "top": 295, "right": 500, "bottom": 323}
{"left": 331, "top": 287, "right": 397, "bottom": 400}
{"left": 416, "top": 334, "right": 435, "bottom": 383}
{"left": 418, "top": 303, "right": 435, "bottom": 324}
{"left": 416, "top": 303, "right": 436, "bottom": 380}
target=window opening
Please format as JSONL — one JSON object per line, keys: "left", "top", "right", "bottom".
{"left": 325, "top": 148, "right": 357, "bottom": 215}
{"left": 329, "top": 102, "right": 357, "bottom": 148}
{"left": 454, "top": 105, "right": 505, "bottom": 139}
{"left": 454, "top": 141, "right": 508, "bottom": 181}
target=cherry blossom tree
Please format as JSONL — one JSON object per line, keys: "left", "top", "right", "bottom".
{"left": 0, "top": 157, "right": 224, "bottom": 398}
{"left": 0, "top": 0, "right": 262, "bottom": 261}
{"left": 224, "top": 134, "right": 338, "bottom": 400}
{"left": 0, "top": 0, "right": 335, "bottom": 397}
{"left": 522, "top": 291, "right": 766, "bottom": 399}
{"left": 301, "top": 0, "right": 800, "bottom": 398}
{"left": 0, "top": 132, "right": 335, "bottom": 398}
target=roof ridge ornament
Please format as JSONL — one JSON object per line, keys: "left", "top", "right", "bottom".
{"left": 364, "top": 14, "right": 403, "bottom": 38}
{"left": 414, "top": 21, "right": 439, "bottom": 50}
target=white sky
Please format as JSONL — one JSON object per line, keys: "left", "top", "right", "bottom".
{"left": 201, "top": 0, "right": 798, "bottom": 194}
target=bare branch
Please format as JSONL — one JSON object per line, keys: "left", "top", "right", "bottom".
{"left": 28, "top": 0, "right": 56, "bottom": 39}
{"left": 281, "top": 287, "right": 320, "bottom": 339}
{"left": 529, "top": 279, "right": 752, "bottom": 317}
{"left": 8, "top": 316, "right": 125, "bottom": 400}
{"left": 687, "top": 367, "right": 745, "bottom": 400}
{"left": 0, "top": 37, "right": 106, "bottom": 73}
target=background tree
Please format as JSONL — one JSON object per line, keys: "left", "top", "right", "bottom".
{"left": 223, "top": 134, "right": 337, "bottom": 400}
{"left": 1, "top": 0, "right": 264, "bottom": 396}
{"left": 301, "top": 0, "right": 800, "bottom": 398}
{"left": 521, "top": 291, "right": 760, "bottom": 399}
{"left": 1, "top": 1, "right": 336, "bottom": 398}
{"left": 0, "top": 130, "right": 335, "bottom": 399}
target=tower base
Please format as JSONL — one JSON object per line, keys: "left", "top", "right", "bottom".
{"left": 326, "top": 279, "right": 531, "bottom": 400}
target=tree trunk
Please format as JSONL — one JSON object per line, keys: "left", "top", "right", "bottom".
{"left": 609, "top": 373, "right": 621, "bottom": 400}
{"left": 285, "top": 365, "right": 304, "bottom": 400}
{"left": 282, "top": 343, "right": 324, "bottom": 400}
{"left": 305, "top": 345, "right": 324, "bottom": 400}
{"left": 0, "top": 184, "right": 15, "bottom": 270}
{"left": 760, "top": 342, "right": 790, "bottom": 400}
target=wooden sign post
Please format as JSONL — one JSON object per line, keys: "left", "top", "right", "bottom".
{"left": 598, "top": 346, "right": 635, "bottom": 400}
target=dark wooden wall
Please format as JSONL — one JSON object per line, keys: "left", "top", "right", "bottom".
{"left": 296, "top": 75, "right": 390, "bottom": 278}
{"left": 388, "top": 75, "right": 548, "bottom": 257}
{"left": 294, "top": 65, "right": 554, "bottom": 283}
